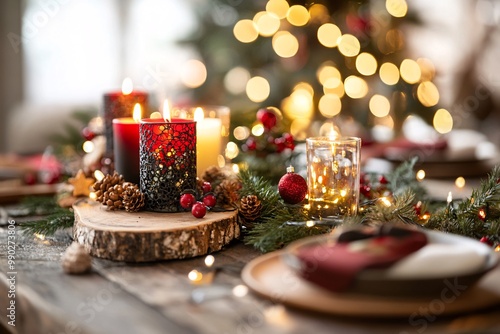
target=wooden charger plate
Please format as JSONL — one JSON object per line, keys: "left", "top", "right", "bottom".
{"left": 242, "top": 246, "right": 500, "bottom": 318}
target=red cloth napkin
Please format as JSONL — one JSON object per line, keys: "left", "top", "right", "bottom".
{"left": 295, "top": 225, "right": 427, "bottom": 293}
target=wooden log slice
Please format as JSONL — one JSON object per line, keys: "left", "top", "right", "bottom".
{"left": 73, "top": 200, "right": 240, "bottom": 262}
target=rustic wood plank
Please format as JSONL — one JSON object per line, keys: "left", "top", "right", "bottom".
{"left": 0, "top": 229, "right": 195, "bottom": 334}
{"left": 73, "top": 200, "right": 239, "bottom": 262}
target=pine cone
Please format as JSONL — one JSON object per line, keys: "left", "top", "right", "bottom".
{"left": 93, "top": 171, "right": 124, "bottom": 203}
{"left": 215, "top": 179, "right": 241, "bottom": 207}
{"left": 202, "top": 166, "right": 225, "bottom": 184}
{"left": 239, "top": 195, "right": 262, "bottom": 223}
{"left": 104, "top": 184, "right": 124, "bottom": 210}
{"left": 122, "top": 183, "right": 145, "bottom": 212}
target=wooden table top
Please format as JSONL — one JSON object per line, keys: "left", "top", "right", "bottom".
{"left": 1, "top": 211, "right": 500, "bottom": 334}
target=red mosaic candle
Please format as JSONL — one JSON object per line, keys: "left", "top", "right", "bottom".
{"left": 139, "top": 118, "right": 196, "bottom": 212}
{"left": 103, "top": 78, "right": 148, "bottom": 157}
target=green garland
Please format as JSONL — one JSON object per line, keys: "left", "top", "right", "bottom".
{"left": 240, "top": 160, "right": 500, "bottom": 252}
{"left": 16, "top": 160, "right": 500, "bottom": 254}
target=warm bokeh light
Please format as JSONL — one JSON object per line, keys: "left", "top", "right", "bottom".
{"left": 225, "top": 142, "right": 240, "bottom": 160}
{"left": 416, "top": 169, "right": 426, "bottom": 181}
{"left": 204, "top": 255, "right": 215, "bottom": 267}
{"left": 317, "top": 63, "right": 341, "bottom": 85}
{"left": 317, "top": 23, "right": 341, "bottom": 48}
{"left": 286, "top": 5, "right": 310, "bottom": 26}
{"left": 318, "top": 94, "right": 342, "bottom": 117}
{"left": 417, "top": 81, "right": 440, "bottom": 107}
{"left": 433, "top": 108, "right": 453, "bottom": 134}
{"left": 319, "top": 122, "right": 341, "bottom": 138}
{"left": 290, "top": 118, "right": 311, "bottom": 140}
{"left": 400, "top": 59, "right": 421, "bottom": 84}
{"left": 246, "top": 76, "right": 270, "bottom": 102}
{"left": 337, "top": 34, "right": 361, "bottom": 57}
{"left": 233, "top": 19, "right": 259, "bottom": 43}
{"left": 369, "top": 94, "right": 391, "bottom": 117}
{"left": 181, "top": 59, "right": 207, "bottom": 88}
{"left": 254, "top": 11, "right": 280, "bottom": 36}
{"left": 356, "top": 53, "right": 378, "bottom": 76}
{"left": 232, "top": 284, "right": 249, "bottom": 298}
{"left": 94, "top": 170, "right": 105, "bottom": 182}
{"left": 281, "top": 89, "right": 314, "bottom": 121}
{"left": 272, "top": 31, "right": 299, "bottom": 58}
{"left": 252, "top": 123, "right": 265, "bottom": 136}
{"left": 233, "top": 126, "right": 250, "bottom": 141}
{"left": 379, "top": 62, "right": 400, "bottom": 85}
{"left": 323, "top": 80, "right": 345, "bottom": 97}
{"left": 309, "top": 4, "right": 329, "bottom": 24}
{"left": 224, "top": 67, "right": 251, "bottom": 95}
{"left": 417, "top": 58, "right": 436, "bottom": 81}
{"left": 386, "top": 29, "right": 405, "bottom": 52}
{"left": 188, "top": 270, "right": 203, "bottom": 282}
{"left": 344, "top": 75, "right": 368, "bottom": 99}
{"left": 82, "top": 140, "right": 94, "bottom": 153}
{"left": 294, "top": 82, "right": 314, "bottom": 97}
{"left": 386, "top": 0, "right": 408, "bottom": 18}
{"left": 266, "top": 0, "right": 289, "bottom": 19}
{"left": 455, "top": 176, "right": 466, "bottom": 189}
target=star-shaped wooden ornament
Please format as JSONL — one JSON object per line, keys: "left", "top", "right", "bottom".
{"left": 68, "top": 170, "right": 95, "bottom": 197}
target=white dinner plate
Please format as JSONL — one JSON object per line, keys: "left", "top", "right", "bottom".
{"left": 282, "top": 230, "right": 498, "bottom": 297}
{"left": 241, "top": 231, "right": 500, "bottom": 317}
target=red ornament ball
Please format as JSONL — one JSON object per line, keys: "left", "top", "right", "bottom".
{"left": 192, "top": 202, "right": 207, "bottom": 218}
{"left": 278, "top": 166, "right": 308, "bottom": 204}
{"left": 257, "top": 108, "right": 278, "bottom": 130}
{"left": 203, "top": 194, "right": 217, "bottom": 208}
{"left": 180, "top": 193, "right": 196, "bottom": 209}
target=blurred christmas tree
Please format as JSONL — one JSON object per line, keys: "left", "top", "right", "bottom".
{"left": 182, "top": 0, "right": 442, "bottom": 142}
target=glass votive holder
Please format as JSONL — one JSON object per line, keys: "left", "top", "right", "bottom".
{"left": 139, "top": 118, "right": 197, "bottom": 212}
{"left": 306, "top": 137, "right": 361, "bottom": 220}
{"left": 171, "top": 105, "right": 230, "bottom": 176}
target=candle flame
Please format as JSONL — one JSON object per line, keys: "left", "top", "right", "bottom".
{"left": 122, "top": 78, "right": 133, "bottom": 95}
{"left": 194, "top": 107, "right": 205, "bottom": 122}
{"left": 447, "top": 191, "right": 453, "bottom": 203}
{"left": 163, "top": 99, "right": 171, "bottom": 122}
{"left": 133, "top": 103, "right": 142, "bottom": 122}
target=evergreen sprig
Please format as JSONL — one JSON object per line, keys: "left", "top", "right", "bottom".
{"left": 426, "top": 166, "right": 500, "bottom": 243}
{"left": 18, "top": 196, "right": 73, "bottom": 236}
{"left": 20, "top": 212, "right": 74, "bottom": 236}
{"left": 363, "top": 189, "right": 418, "bottom": 225}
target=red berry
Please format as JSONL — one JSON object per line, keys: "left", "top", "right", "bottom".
{"left": 257, "top": 108, "right": 278, "bottom": 130}
{"left": 274, "top": 137, "right": 286, "bottom": 153}
{"left": 203, "top": 194, "right": 217, "bottom": 207}
{"left": 379, "top": 175, "right": 389, "bottom": 185}
{"left": 202, "top": 182, "right": 212, "bottom": 194}
{"left": 360, "top": 185, "right": 371, "bottom": 198}
{"left": 81, "top": 127, "right": 95, "bottom": 141}
{"left": 245, "top": 137, "right": 257, "bottom": 151}
{"left": 180, "top": 193, "right": 196, "bottom": 209}
{"left": 414, "top": 202, "right": 422, "bottom": 216}
{"left": 192, "top": 202, "right": 207, "bottom": 218}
